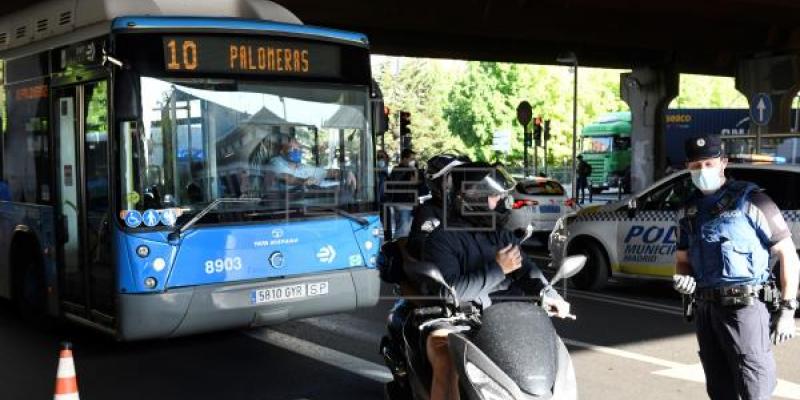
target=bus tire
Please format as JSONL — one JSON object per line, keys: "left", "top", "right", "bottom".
{"left": 568, "top": 239, "right": 608, "bottom": 291}
{"left": 12, "top": 241, "right": 48, "bottom": 324}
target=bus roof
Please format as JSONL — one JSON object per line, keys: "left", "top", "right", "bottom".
{"left": 0, "top": 0, "right": 353, "bottom": 56}
{"left": 582, "top": 111, "right": 631, "bottom": 137}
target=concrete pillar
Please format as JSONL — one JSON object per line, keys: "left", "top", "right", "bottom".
{"left": 620, "top": 67, "right": 679, "bottom": 192}
{"left": 736, "top": 55, "right": 800, "bottom": 135}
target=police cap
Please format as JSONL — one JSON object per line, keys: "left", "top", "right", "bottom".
{"left": 684, "top": 134, "right": 722, "bottom": 162}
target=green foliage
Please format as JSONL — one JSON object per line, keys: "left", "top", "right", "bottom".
{"left": 373, "top": 57, "right": 467, "bottom": 163}
{"left": 670, "top": 74, "right": 748, "bottom": 108}
{"left": 373, "top": 56, "right": 745, "bottom": 169}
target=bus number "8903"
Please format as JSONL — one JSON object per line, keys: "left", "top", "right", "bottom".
{"left": 204, "top": 257, "right": 243, "bottom": 274}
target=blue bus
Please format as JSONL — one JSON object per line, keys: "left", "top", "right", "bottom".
{"left": 0, "top": 0, "right": 382, "bottom": 340}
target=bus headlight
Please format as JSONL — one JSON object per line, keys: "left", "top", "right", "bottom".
{"left": 152, "top": 257, "right": 166, "bottom": 272}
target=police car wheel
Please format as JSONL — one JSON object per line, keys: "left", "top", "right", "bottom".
{"left": 569, "top": 241, "right": 608, "bottom": 291}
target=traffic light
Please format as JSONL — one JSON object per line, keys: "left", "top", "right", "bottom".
{"left": 399, "top": 111, "right": 412, "bottom": 150}
{"left": 544, "top": 119, "right": 551, "bottom": 141}
{"left": 380, "top": 106, "right": 390, "bottom": 133}
{"left": 399, "top": 111, "right": 411, "bottom": 136}
{"left": 533, "top": 117, "right": 543, "bottom": 145}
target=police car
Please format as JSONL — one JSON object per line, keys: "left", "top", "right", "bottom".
{"left": 548, "top": 164, "right": 800, "bottom": 290}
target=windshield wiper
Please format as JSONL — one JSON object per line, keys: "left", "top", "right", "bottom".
{"left": 315, "top": 207, "right": 369, "bottom": 226}
{"left": 169, "top": 198, "right": 260, "bottom": 240}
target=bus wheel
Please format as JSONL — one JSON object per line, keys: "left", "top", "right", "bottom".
{"left": 13, "top": 254, "right": 48, "bottom": 323}
{"left": 569, "top": 241, "right": 608, "bottom": 291}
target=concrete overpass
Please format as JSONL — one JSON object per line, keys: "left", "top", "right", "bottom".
{"left": 2, "top": 0, "right": 800, "bottom": 189}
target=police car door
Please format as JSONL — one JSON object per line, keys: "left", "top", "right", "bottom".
{"left": 617, "top": 172, "right": 693, "bottom": 277}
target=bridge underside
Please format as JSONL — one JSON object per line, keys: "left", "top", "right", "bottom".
{"left": 274, "top": 0, "right": 800, "bottom": 76}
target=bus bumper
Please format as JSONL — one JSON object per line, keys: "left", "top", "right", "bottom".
{"left": 117, "top": 267, "right": 379, "bottom": 341}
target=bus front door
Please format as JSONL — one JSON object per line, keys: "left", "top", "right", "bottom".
{"left": 53, "top": 81, "right": 114, "bottom": 329}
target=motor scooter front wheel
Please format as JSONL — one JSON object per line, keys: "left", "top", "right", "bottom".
{"left": 384, "top": 380, "right": 411, "bottom": 400}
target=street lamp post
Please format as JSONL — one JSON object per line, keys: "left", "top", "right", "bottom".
{"left": 557, "top": 51, "right": 578, "bottom": 200}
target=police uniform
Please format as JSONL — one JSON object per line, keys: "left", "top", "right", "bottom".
{"left": 677, "top": 135, "right": 792, "bottom": 400}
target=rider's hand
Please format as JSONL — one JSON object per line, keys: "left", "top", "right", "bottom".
{"left": 772, "top": 308, "right": 796, "bottom": 345}
{"left": 672, "top": 274, "right": 696, "bottom": 295}
{"left": 540, "top": 286, "right": 572, "bottom": 319}
{"left": 496, "top": 244, "right": 522, "bottom": 275}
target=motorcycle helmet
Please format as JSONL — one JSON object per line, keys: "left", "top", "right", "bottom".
{"left": 450, "top": 162, "right": 515, "bottom": 228}
{"left": 425, "top": 153, "right": 471, "bottom": 201}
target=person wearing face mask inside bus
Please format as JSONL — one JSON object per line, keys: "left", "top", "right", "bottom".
{"left": 673, "top": 134, "right": 799, "bottom": 400}
{"left": 420, "top": 162, "right": 571, "bottom": 400}
{"left": 269, "top": 137, "right": 356, "bottom": 191}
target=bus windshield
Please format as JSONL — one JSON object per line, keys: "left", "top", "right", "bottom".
{"left": 120, "top": 76, "right": 374, "bottom": 222}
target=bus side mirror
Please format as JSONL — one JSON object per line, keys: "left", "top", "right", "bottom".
{"left": 627, "top": 197, "right": 638, "bottom": 219}
{"left": 115, "top": 69, "right": 140, "bottom": 120}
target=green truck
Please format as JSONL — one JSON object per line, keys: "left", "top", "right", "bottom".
{"left": 580, "top": 112, "right": 631, "bottom": 193}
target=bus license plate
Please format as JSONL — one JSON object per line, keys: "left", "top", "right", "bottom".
{"left": 251, "top": 282, "right": 329, "bottom": 304}
{"left": 539, "top": 205, "right": 561, "bottom": 213}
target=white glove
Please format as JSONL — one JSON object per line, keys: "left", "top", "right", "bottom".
{"left": 540, "top": 286, "right": 573, "bottom": 319}
{"left": 672, "top": 274, "right": 696, "bottom": 295}
{"left": 771, "top": 308, "right": 796, "bottom": 345}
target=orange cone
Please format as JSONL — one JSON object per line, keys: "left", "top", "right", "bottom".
{"left": 54, "top": 342, "right": 79, "bottom": 400}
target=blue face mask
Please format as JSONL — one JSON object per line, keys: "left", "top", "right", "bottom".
{"left": 287, "top": 148, "right": 303, "bottom": 163}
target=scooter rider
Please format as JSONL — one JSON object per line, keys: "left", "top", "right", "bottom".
{"left": 673, "top": 134, "right": 799, "bottom": 400}
{"left": 421, "top": 161, "right": 571, "bottom": 400}
{"left": 407, "top": 153, "right": 471, "bottom": 259}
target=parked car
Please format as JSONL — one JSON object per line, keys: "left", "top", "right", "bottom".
{"left": 509, "top": 177, "right": 577, "bottom": 242}
{"left": 549, "top": 164, "right": 800, "bottom": 290}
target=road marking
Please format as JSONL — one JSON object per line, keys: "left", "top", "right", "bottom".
{"left": 566, "top": 290, "right": 800, "bottom": 335}
{"left": 564, "top": 290, "right": 683, "bottom": 316}
{"left": 298, "top": 315, "right": 384, "bottom": 344}
{"left": 564, "top": 338, "right": 800, "bottom": 399}
{"left": 245, "top": 328, "right": 392, "bottom": 383}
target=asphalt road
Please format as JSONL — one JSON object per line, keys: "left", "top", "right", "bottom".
{"left": 1, "top": 247, "right": 799, "bottom": 400}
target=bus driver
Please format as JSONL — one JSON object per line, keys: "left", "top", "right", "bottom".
{"left": 269, "top": 138, "right": 356, "bottom": 190}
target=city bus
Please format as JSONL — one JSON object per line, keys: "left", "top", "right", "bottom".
{"left": 0, "top": 0, "right": 383, "bottom": 340}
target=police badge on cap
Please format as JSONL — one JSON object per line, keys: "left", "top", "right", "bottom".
{"left": 684, "top": 134, "right": 722, "bottom": 162}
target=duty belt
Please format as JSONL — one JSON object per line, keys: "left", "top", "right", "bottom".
{"left": 696, "top": 285, "right": 763, "bottom": 307}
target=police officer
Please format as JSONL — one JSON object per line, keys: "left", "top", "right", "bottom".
{"left": 422, "top": 161, "right": 570, "bottom": 400}
{"left": 406, "top": 153, "right": 470, "bottom": 259}
{"left": 673, "top": 134, "right": 800, "bottom": 400}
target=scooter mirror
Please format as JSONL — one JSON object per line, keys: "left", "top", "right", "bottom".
{"left": 403, "top": 260, "right": 448, "bottom": 289}
{"left": 551, "top": 255, "right": 587, "bottom": 285}
{"left": 521, "top": 224, "right": 534, "bottom": 243}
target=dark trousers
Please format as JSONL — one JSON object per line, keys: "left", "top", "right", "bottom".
{"left": 695, "top": 301, "right": 776, "bottom": 400}
{"left": 576, "top": 176, "right": 588, "bottom": 203}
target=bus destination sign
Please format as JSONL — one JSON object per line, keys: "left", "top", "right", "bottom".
{"left": 162, "top": 36, "right": 341, "bottom": 78}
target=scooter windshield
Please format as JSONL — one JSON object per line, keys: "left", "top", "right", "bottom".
{"left": 471, "top": 301, "right": 559, "bottom": 396}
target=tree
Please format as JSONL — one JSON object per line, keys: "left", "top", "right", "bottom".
{"left": 372, "top": 57, "right": 468, "bottom": 163}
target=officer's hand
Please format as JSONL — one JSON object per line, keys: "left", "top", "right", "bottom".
{"left": 496, "top": 244, "right": 522, "bottom": 275}
{"left": 540, "top": 286, "right": 573, "bottom": 319}
{"left": 672, "top": 274, "right": 696, "bottom": 295}
{"left": 771, "top": 308, "right": 796, "bottom": 345}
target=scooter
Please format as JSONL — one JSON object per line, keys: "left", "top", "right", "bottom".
{"left": 379, "top": 241, "right": 586, "bottom": 400}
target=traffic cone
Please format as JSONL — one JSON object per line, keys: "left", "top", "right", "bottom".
{"left": 54, "top": 342, "right": 79, "bottom": 400}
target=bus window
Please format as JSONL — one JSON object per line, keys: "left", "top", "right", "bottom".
{"left": 124, "top": 77, "right": 374, "bottom": 223}
{"left": 4, "top": 81, "right": 50, "bottom": 204}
